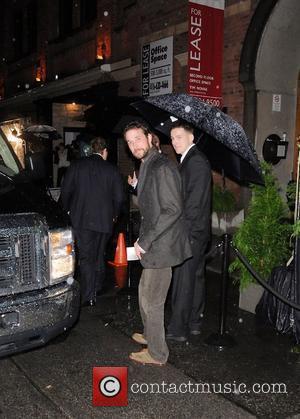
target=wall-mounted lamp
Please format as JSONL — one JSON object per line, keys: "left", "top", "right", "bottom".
{"left": 96, "top": 42, "right": 107, "bottom": 61}
{"left": 35, "top": 60, "right": 42, "bottom": 82}
{"left": 35, "top": 52, "right": 47, "bottom": 83}
{"left": 96, "top": 29, "right": 111, "bottom": 62}
{"left": 101, "top": 42, "right": 106, "bottom": 61}
{"left": 262, "top": 133, "right": 289, "bottom": 165}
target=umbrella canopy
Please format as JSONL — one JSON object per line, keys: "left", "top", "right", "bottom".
{"left": 20, "top": 125, "right": 61, "bottom": 140}
{"left": 112, "top": 115, "right": 146, "bottom": 134}
{"left": 132, "top": 93, "right": 263, "bottom": 185}
{"left": 112, "top": 114, "right": 171, "bottom": 145}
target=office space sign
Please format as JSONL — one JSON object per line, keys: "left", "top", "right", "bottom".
{"left": 141, "top": 36, "right": 173, "bottom": 97}
{"left": 187, "top": 0, "right": 224, "bottom": 107}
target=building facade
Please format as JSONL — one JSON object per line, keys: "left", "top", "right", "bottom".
{"left": 0, "top": 0, "right": 299, "bottom": 192}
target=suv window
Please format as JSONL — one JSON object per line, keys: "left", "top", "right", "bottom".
{"left": 0, "top": 130, "right": 19, "bottom": 176}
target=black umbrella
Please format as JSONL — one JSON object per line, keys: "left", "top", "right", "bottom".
{"left": 132, "top": 93, "right": 263, "bottom": 185}
{"left": 112, "top": 114, "right": 171, "bottom": 145}
{"left": 112, "top": 115, "right": 147, "bottom": 134}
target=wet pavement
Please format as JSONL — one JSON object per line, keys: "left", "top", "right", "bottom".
{"left": 0, "top": 257, "right": 299, "bottom": 418}
{"left": 98, "top": 262, "right": 300, "bottom": 419}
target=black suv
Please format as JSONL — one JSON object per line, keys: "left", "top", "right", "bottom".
{"left": 0, "top": 128, "right": 80, "bottom": 357}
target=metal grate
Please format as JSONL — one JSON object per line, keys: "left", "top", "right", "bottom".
{"left": 0, "top": 236, "right": 11, "bottom": 252}
{"left": 0, "top": 236, "right": 13, "bottom": 283}
{"left": 0, "top": 213, "right": 48, "bottom": 295}
{"left": 19, "top": 234, "right": 35, "bottom": 285}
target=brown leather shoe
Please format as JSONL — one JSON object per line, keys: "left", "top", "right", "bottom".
{"left": 132, "top": 333, "right": 147, "bottom": 345}
{"left": 129, "top": 349, "right": 165, "bottom": 366}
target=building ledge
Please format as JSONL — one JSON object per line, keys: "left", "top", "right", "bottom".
{"left": 0, "top": 58, "right": 133, "bottom": 110}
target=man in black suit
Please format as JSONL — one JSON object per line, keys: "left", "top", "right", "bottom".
{"left": 124, "top": 121, "right": 191, "bottom": 365}
{"left": 167, "top": 121, "right": 211, "bottom": 341}
{"left": 61, "top": 137, "right": 124, "bottom": 306}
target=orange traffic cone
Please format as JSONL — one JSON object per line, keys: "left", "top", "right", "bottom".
{"left": 108, "top": 233, "right": 128, "bottom": 267}
{"left": 113, "top": 266, "right": 128, "bottom": 289}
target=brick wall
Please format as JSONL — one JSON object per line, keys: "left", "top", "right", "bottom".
{"left": 115, "top": 0, "right": 257, "bottom": 197}
{"left": 52, "top": 103, "right": 89, "bottom": 138}
{"left": 0, "top": 0, "right": 261, "bottom": 200}
{"left": 222, "top": 0, "right": 256, "bottom": 125}
{"left": 1, "top": 0, "right": 258, "bottom": 123}
{"left": 111, "top": 0, "right": 257, "bottom": 125}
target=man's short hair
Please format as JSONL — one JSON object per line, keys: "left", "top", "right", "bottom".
{"left": 91, "top": 137, "right": 107, "bottom": 153}
{"left": 123, "top": 121, "right": 151, "bottom": 138}
{"left": 170, "top": 120, "right": 194, "bottom": 134}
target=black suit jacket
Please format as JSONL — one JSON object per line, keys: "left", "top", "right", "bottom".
{"left": 61, "top": 154, "right": 124, "bottom": 233}
{"left": 180, "top": 145, "right": 211, "bottom": 244}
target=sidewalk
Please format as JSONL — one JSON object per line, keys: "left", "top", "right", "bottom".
{"left": 1, "top": 257, "right": 299, "bottom": 417}
{"left": 2, "top": 308, "right": 253, "bottom": 418}
{"left": 98, "top": 262, "right": 300, "bottom": 418}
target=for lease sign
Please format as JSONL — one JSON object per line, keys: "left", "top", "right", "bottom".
{"left": 141, "top": 36, "right": 173, "bottom": 97}
{"left": 187, "top": 0, "right": 224, "bottom": 107}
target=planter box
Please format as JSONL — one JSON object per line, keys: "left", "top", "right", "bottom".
{"left": 239, "top": 283, "right": 264, "bottom": 314}
{"left": 212, "top": 209, "right": 244, "bottom": 235}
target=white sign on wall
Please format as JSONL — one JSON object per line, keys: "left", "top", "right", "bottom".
{"left": 141, "top": 36, "right": 173, "bottom": 97}
{"left": 272, "top": 94, "right": 281, "bottom": 112}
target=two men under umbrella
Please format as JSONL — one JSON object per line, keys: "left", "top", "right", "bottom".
{"left": 124, "top": 121, "right": 192, "bottom": 365}
{"left": 132, "top": 93, "right": 263, "bottom": 185}
{"left": 126, "top": 93, "right": 265, "bottom": 363}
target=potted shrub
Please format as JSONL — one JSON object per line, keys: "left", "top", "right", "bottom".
{"left": 211, "top": 184, "right": 244, "bottom": 234}
{"left": 229, "top": 162, "right": 293, "bottom": 313}
{"left": 286, "top": 180, "right": 296, "bottom": 213}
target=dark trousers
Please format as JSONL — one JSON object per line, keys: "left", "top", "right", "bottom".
{"left": 57, "top": 167, "right": 67, "bottom": 187}
{"left": 168, "top": 239, "right": 207, "bottom": 337}
{"left": 74, "top": 229, "right": 109, "bottom": 303}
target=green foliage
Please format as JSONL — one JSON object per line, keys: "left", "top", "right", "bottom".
{"left": 286, "top": 180, "right": 296, "bottom": 211}
{"left": 230, "top": 162, "right": 292, "bottom": 289}
{"left": 212, "top": 184, "right": 236, "bottom": 213}
{"left": 292, "top": 220, "right": 300, "bottom": 237}
{"left": 290, "top": 344, "right": 300, "bottom": 354}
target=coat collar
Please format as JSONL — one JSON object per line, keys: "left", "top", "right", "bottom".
{"left": 91, "top": 153, "right": 104, "bottom": 159}
{"left": 180, "top": 143, "right": 195, "bottom": 164}
{"left": 179, "top": 144, "right": 197, "bottom": 169}
{"left": 138, "top": 148, "right": 159, "bottom": 196}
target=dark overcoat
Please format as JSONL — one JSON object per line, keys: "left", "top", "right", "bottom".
{"left": 61, "top": 154, "right": 124, "bottom": 233}
{"left": 137, "top": 148, "right": 192, "bottom": 269}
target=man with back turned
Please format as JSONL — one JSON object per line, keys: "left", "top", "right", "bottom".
{"left": 61, "top": 137, "right": 124, "bottom": 307}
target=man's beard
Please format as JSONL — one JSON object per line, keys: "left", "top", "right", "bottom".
{"left": 133, "top": 146, "right": 150, "bottom": 160}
